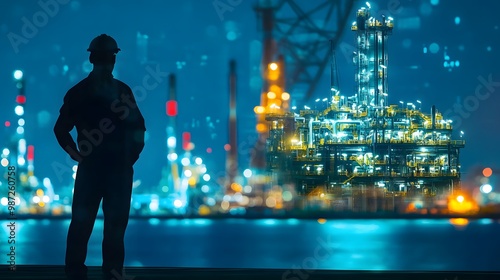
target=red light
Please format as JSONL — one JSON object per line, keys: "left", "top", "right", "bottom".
{"left": 182, "top": 132, "right": 191, "bottom": 150}
{"left": 4, "top": 121, "right": 10, "bottom": 127}
{"left": 166, "top": 100, "right": 178, "bottom": 116}
{"left": 16, "top": 95, "right": 26, "bottom": 104}
{"left": 224, "top": 144, "right": 231, "bottom": 151}
{"left": 206, "top": 147, "right": 212, "bottom": 153}
{"left": 27, "top": 145, "right": 34, "bottom": 161}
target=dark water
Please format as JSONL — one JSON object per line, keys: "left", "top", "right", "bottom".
{"left": 2, "top": 218, "right": 499, "bottom": 270}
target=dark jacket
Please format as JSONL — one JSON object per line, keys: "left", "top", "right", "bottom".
{"left": 54, "top": 72, "right": 146, "bottom": 166}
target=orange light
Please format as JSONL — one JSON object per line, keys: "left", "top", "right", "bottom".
{"left": 230, "top": 183, "right": 242, "bottom": 192}
{"left": 269, "top": 85, "right": 281, "bottom": 93}
{"left": 267, "top": 91, "right": 276, "bottom": 99}
{"left": 317, "top": 218, "right": 327, "bottom": 224}
{"left": 254, "top": 106, "right": 265, "bottom": 114}
{"left": 256, "top": 123, "right": 267, "bottom": 133}
{"left": 483, "top": 167, "right": 493, "bottom": 177}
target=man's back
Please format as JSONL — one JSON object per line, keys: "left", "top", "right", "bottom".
{"left": 54, "top": 73, "right": 145, "bottom": 165}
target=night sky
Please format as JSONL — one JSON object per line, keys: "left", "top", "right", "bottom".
{"left": 1, "top": 0, "right": 499, "bottom": 192}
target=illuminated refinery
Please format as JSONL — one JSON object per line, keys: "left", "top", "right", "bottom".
{"left": 260, "top": 4, "right": 466, "bottom": 205}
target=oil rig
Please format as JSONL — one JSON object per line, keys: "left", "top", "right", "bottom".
{"left": 263, "top": 4, "right": 465, "bottom": 203}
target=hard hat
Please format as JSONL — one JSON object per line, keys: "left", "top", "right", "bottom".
{"left": 87, "top": 34, "right": 120, "bottom": 53}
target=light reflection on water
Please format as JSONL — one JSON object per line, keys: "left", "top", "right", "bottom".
{"left": 0, "top": 218, "right": 498, "bottom": 271}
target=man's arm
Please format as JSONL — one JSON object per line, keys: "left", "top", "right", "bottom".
{"left": 124, "top": 86, "right": 146, "bottom": 164}
{"left": 54, "top": 93, "right": 82, "bottom": 162}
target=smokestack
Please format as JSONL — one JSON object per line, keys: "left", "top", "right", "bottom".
{"left": 166, "top": 74, "right": 179, "bottom": 192}
{"left": 226, "top": 60, "right": 238, "bottom": 191}
{"left": 166, "top": 74, "right": 178, "bottom": 147}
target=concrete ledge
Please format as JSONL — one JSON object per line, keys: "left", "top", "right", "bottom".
{"left": 0, "top": 266, "right": 499, "bottom": 280}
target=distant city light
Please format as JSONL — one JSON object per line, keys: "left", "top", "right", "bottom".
{"left": 2, "top": 148, "right": 9, "bottom": 156}
{"left": 243, "top": 185, "right": 252, "bottom": 193}
{"left": 483, "top": 167, "right": 493, "bottom": 177}
{"left": 0, "top": 158, "right": 9, "bottom": 167}
{"left": 173, "top": 199, "right": 183, "bottom": 208}
{"left": 184, "top": 169, "right": 192, "bottom": 177}
{"left": 195, "top": 157, "right": 203, "bottom": 165}
{"left": 480, "top": 184, "right": 493, "bottom": 194}
{"left": 149, "top": 199, "right": 159, "bottom": 211}
{"left": 15, "top": 105, "right": 24, "bottom": 116}
{"left": 181, "top": 157, "right": 190, "bottom": 166}
{"left": 13, "top": 70, "right": 23, "bottom": 80}
{"left": 167, "top": 136, "right": 176, "bottom": 149}
{"left": 167, "top": 153, "right": 178, "bottom": 162}
{"left": 43, "top": 178, "right": 51, "bottom": 188}
{"left": 201, "top": 185, "right": 209, "bottom": 193}
{"left": 456, "top": 195, "right": 465, "bottom": 203}
{"left": 243, "top": 169, "right": 252, "bottom": 178}
{"left": 202, "top": 174, "right": 210, "bottom": 181}
{"left": 269, "top": 63, "right": 278, "bottom": 71}
{"left": 18, "top": 118, "right": 25, "bottom": 126}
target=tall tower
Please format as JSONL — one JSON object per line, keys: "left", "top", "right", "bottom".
{"left": 163, "top": 74, "right": 180, "bottom": 194}
{"left": 226, "top": 60, "right": 238, "bottom": 190}
{"left": 351, "top": 4, "right": 393, "bottom": 114}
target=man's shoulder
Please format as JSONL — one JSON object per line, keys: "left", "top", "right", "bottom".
{"left": 64, "top": 77, "right": 90, "bottom": 100}
{"left": 113, "top": 78, "right": 133, "bottom": 92}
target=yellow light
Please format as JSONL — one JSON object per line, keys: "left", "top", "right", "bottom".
{"left": 269, "top": 62, "right": 278, "bottom": 71}
{"left": 254, "top": 106, "right": 265, "bottom": 114}
{"left": 231, "top": 183, "right": 243, "bottom": 192}
{"left": 36, "top": 189, "right": 44, "bottom": 197}
{"left": 456, "top": 195, "right": 464, "bottom": 203}
{"left": 267, "top": 91, "right": 276, "bottom": 99}
{"left": 38, "top": 202, "right": 45, "bottom": 207}
{"left": 449, "top": 218, "right": 469, "bottom": 226}
{"left": 282, "top": 92, "right": 290, "bottom": 101}
{"left": 188, "top": 177, "right": 197, "bottom": 186}
{"left": 198, "top": 205, "right": 211, "bottom": 216}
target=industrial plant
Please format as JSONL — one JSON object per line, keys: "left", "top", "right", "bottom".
{"left": 259, "top": 3, "right": 466, "bottom": 208}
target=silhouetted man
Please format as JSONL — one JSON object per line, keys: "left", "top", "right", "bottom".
{"left": 54, "top": 34, "right": 146, "bottom": 280}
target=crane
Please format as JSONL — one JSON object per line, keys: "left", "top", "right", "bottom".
{"left": 251, "top": 0, "right": 356, "bottom": 169}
